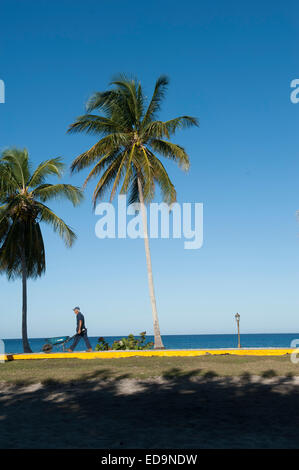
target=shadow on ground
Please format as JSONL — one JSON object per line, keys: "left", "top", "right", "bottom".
{"left": 1, "top": 368, "right": 299, "bottom": 448}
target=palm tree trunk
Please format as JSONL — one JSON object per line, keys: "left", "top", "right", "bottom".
{"left": 21, "top": 245, "right": 32, "bottom": 353}
{"left": 137, "top": 176, "right": 164, "bottom": 349}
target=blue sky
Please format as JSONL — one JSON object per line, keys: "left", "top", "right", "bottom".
{"left": 1, "top": 0, "right": 299, "bottom": 339}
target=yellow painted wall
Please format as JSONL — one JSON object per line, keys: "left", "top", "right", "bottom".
{"left": 2, "top": 348, "right": 293, "bottom": 361}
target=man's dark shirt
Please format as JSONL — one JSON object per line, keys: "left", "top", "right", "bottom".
{"left": 76, "top": 312, "right": 86, "bottom": 333}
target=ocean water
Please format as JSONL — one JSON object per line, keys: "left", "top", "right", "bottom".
{"left": 2, "top": 333, "right": 299, "bottom": 354}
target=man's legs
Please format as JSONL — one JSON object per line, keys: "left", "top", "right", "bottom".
{"left": 82, "top": 331, "right": 92, "bottom": 351}
{"left": 68, "top": 334, "right": 81, "bottom": 351}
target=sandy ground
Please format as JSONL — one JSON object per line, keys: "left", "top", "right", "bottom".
{"left": 1, "top": 373, "right": 299, "bottom": 448}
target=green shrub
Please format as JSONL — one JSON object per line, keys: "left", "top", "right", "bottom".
{"left": 95, "top": 337, "right": 110, "bottom": 351}
{"left": 95, "top": 332, "right": 154, "bottom": 351}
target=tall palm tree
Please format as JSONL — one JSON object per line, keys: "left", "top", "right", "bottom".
{"left": 68, "top": 75, "right": 198, "bottom": 349}
{"left": 0, "top": 148, "right": 83, "bottom": 353}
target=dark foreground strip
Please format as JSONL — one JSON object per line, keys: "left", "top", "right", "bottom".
{"left": 0, "top": 449, "right": 294, "bottom": 466}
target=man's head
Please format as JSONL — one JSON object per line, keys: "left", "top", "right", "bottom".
{"left": 73, "top": 306, "right": 80, "bottom": 314}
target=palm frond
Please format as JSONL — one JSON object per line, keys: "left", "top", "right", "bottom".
{"left": 149, "top": 139, "right": 190, "bottom": 170}
{"left": 143, "top": 115, "right": 199, "bottom": 142}
{"left": 111, "top": 76, "right": 140, "bottom": 126}
{"left": 1, "top": 148, "right": 30, "bottom": 188}
{"left": 36, "top": 202, "right": 76, "bottom": 247}
{"left": 127, "top": 173, "right": 140, "bottom": 205}
{"left": 28, "top": 158, "right": 64, "bottom": 187}
{"left": 0, "top": 161, "right": 21, "bottom": 196}
{"left": 137, "top": 146, "right": 154, "bottom": 202}
{"left": 70, "top": 134, "right": 129, "bottom": 173}
{"left": 110, "top": 151, "right": 128, "bottom": 201}
{"left": 146, "top": 150, "right": 177, "bottom": 204}
{"left": 92, "top": 153, "right": 126, "bottom": 206}
{"left": 86, "top": 87, "right": 135, "bottom": 130}
{"left": 142, "top": 76, "right": 169, "bottom": 125}
{"left": 120, "top": 144, "right": 136, "bottom": 195}
{"left": 86, "top": 90, "right": 119, "bottom": 113}
{"left": 163, "top": 116, "right": 199, "bottom": 134}
{"left": 83, "top": 152, "right": 119, "bottom": 187}
{"left": 32, "top": 183, "right": 83, "bottom": 205}
{"left": 0, "top": 217, "right": 46, "bottom": 280}
{"left": 0, "top": 217, "right": 22, "bottom": 278}
{"left": 67, "top": 115, "right": 122, "bottom": 136}
{"left": 0, "top": 207, "right": 10, "bottom": 243}
{"left": 142, "top": 121, "right": 170, "bottom": 140}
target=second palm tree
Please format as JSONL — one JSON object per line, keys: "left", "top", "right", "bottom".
{"left": 0, "top": 149, "right": 83, "bottom": 352}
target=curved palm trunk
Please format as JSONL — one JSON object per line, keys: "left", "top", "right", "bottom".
{"left": 21, "top": 246, "right": 32, "bottom": 353}
{"left": 137, "top": 177, "right": 164, "bottom": 349}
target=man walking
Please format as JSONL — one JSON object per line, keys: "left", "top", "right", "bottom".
{"left": 67, "top": 306, "right": 92, "bottom": 352}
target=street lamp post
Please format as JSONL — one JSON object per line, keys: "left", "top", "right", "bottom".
{"left": 235, "top": 312, "right": 241, "bottom": 348}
